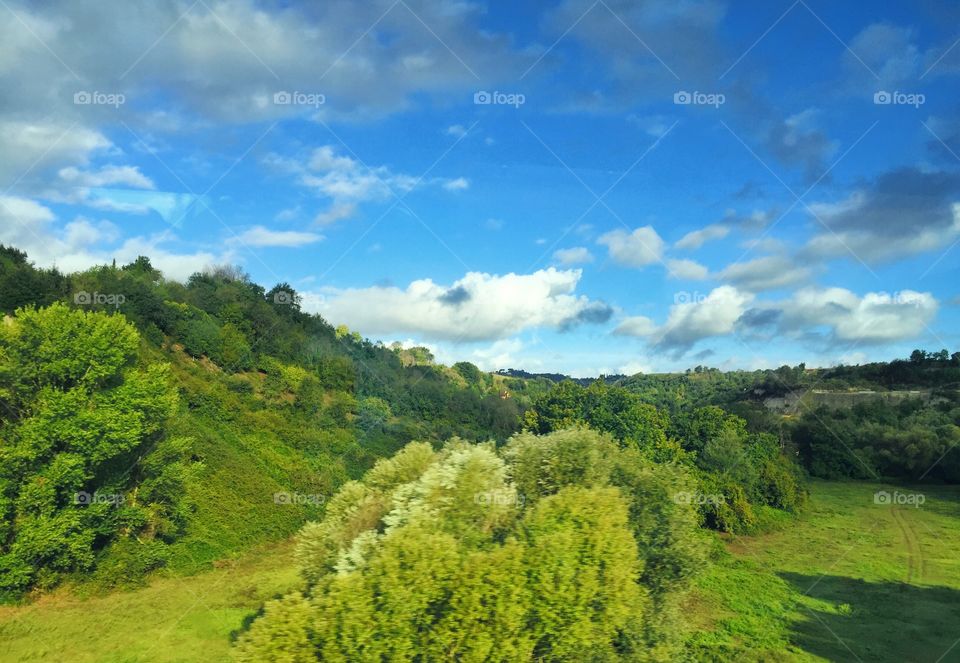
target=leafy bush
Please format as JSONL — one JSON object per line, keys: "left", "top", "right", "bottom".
{"left": 235, "top": 429, "right": 709, "bottom": 661}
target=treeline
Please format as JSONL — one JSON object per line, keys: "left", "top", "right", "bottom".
{"left": 523, "top": 380, "right": 806, "bottom": 533}
{"left": 793, "top": 398, "right": 960, "bottom": 482}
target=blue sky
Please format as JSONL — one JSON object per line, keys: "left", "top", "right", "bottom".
{"left": 1, "top": 0, "right": 959, "bottom": 375}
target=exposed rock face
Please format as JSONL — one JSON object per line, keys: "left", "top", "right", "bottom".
{"left": 764, "top": 389, "right": 932, "bottom": 414}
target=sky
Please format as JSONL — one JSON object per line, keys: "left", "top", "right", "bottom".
{"left": 1, "top": 0, "right": 959, "bottom": 376}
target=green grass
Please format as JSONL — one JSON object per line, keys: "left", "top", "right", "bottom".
{"left": 3, "top": 481, "right": 960, "bottom": 662}
{"left": 688, "top": 480, "right": 960, "bottom": 662}
{"left": 0, "top": 540, "right": 300, "bottom": 663}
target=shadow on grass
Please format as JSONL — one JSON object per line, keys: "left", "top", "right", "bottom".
{"left": 780, "top": 572, "right": 960, "bottom": 662}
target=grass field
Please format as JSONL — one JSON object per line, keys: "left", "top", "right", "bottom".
{"left": 689, "top": 480, "right": 960, "bottom": 662}
{"left": 2, "top": 481, "right": 959, "bottom": 662}
{"left": 0, "top": 540, "right": 300, "bottom": 663}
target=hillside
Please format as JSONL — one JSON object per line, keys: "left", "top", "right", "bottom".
{"left": 0, "top": 246, "right": 543, "bottom": 595}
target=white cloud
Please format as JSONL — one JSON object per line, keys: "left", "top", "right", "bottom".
{"left": 666, "top": 258, "right": 709, "bottom": 280}
{"left": 231, "top": 225, "right": 323, "bottom": 248}
{"left": 654, "top": 286, "right": 754, "bottom": 354}
{"left": 443, "top": 177, "right": 469, "bottom": 191}
{"left": 720, "top": 256, "right": 812, "bottom": 291}
{"left": 613, "top": 316, "right": 656, "bottom": 337}
{"left": 0, "top": 121, "right": 111, "bottom": 189}
{"left": 618, "top": 360, "right": 652, "bottom": 375}
{"left": 269, "top": 145, "right": 464, "bottom": 225}
{"left": 445, "top": 124, "right": 467, "bottom": 138}
{"left": 58, "top": 165, "right": 155, "bottom": 189}
{"left": 304, "top": 268, "right": 608, "bottom": 342}
{"left": 553, "top": 246, "right": 594, "bottom": 265}
{"left": 0, "top": 195, "right": 223, "bottom": 281}
{"left": 779, "top": 287, "right": 938, "bottom": 343}
{"left": 803, "top": 168, "right": 960, "bottom": 262}
{"left": 675, "top": 224, "right": 729, "bottom": 250}
{"left": 597, "top": 226, "right": 665, "bottom": 268}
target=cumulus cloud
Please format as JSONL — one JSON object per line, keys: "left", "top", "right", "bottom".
{"left": 804, "top": 167, "right": 960, "bottom": 262}
{"left": 613, "top": 316, "right": 657, "bottom": 337}
{"left": 58, "top": 165, "right": 155, "bottom": 190}
{"left": 597, "top": 226, "right": 665, "bottom": 268}
{"left": 720, "top": 255, "right": 812, "bottom": 291}
{"left": 0, "top": 121, "right": 112, "bottom": 190}
{"left": 777, "top": 287, "right": 939, "bottom": 343}
{"left": 0, "top": 0, "right": 528, "bottom": 124}
{"left": 306, "top": 268, "right": 609, "bottom": 342}
{"left": 666, "top": 258, "right": 709, "bottom": 280}
{"left": 553, "top": 246, "right": 594, "bottom": 265}
{"left": 675, "top": 224, "right": 729, "bottom": 250}
{"left": 653, "top": 286, "right": 753, "bottom": 355}
{"left": 0, "top": 195, "right": 224, "bottom": 280}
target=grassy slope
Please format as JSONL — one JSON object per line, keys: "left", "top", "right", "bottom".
{"left": 688, "top": 480, "right": 960, "bottom": 662}
{"left": 2, "top": 481, "right": 959, "bottom": 662}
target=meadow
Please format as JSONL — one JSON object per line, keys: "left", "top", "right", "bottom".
{"left": 2, "top": 480, "right": 957, "bottom": 662}
{"left": 689, "top": 480, "right": 960, "bottom": 662}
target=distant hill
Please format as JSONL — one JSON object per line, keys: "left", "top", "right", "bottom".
{"left": 494, "top": 368, "right": 627, "bottom": 386}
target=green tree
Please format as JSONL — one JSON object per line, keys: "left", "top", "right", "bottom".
{"left": 0, "top": 304, "right": 178, "bottom": 595}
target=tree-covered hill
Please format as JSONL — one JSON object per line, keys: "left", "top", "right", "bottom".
{"left": 0, "top": 246, "right": 541, "bottom": 597}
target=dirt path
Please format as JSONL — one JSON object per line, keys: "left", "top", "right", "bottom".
{"left": 890, "top": 506, "right": 923, "bottom": 584}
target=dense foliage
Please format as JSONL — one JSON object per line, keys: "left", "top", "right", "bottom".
{"left": 793, "top": 398, "right": 960, "bottom": 481}
{"left": 0, "top": 247, "right": 539, "bottom": 596}
{"left": 0, "top": 304, "right": 183, "bottom": 597}
{"left": 235, "top": 429, "right": 708, "bottom": 662}
{"left": 524, "top": 381, "right": 807, "bottom": 534}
